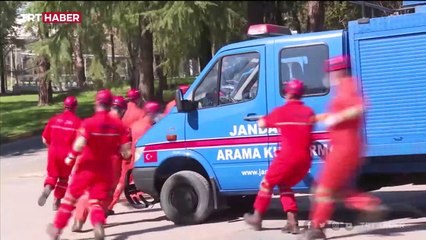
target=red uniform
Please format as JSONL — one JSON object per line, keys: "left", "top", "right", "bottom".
{"left": 42, "top": 110, "right": 81, "bottom": 200}
{"left": 108, "top": 115, "right": 153, "bottom": 210}
{"left": 122, "top": 101, "right": 146, "bottom": 128}
{"left": 310, "top": 77, "right": 381, "bottom": 229}
{"left": 74, "top": 111, "right": 131, "bottom": 224}
{"left": 253, "top": 100, "right": 314, "bottom": 214}
{"left": 53, "top": 110, "right": 130, "bottom": 230}
{"left": 163, "top": 100, "right": 176, "bottom": 115}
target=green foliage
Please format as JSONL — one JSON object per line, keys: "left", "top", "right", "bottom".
{"left": 325, "top": 1, "right": 362, "bottom": 30}
{"left": 142, "top": 1, "right": 246, "bottom": 75}
{"left": 88, "top": 58, "right": 106, "bottom": 83}
{"left": 0, "top": 2, "right": 22, "bottom": 42}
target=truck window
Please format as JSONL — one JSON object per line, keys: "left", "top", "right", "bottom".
{"left": 280, "top": 44, "right": 329, "bottom": 96}
{"left": 193, "top": 61, "right": 220, "bottom": 108}
{"left": 193, "top": 52, "right": 260, "bottom": 109}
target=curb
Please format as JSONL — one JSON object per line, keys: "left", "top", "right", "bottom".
{"left": 0, "top": 129, "right": 43, "bottom": 145}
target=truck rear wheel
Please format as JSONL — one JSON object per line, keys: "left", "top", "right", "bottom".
{"left": 160, "top": 171, "right": 213, "bottom": 225}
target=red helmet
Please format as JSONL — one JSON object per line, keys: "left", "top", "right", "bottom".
{"left": 143, "top": 101, "right": 161, "bottom": 114}
{"left": 178, "top": 85, "right": 190, "bottom": 94}
{"left": 126, "top": 89, "right": 140, "bottom": 101}
{"left": 96, "top": 89, "right": 113, "bottom": 106}
{"left": 324, "top": 55, "right": 351, "bottom": 72}
{"left": 64, "top": 96, "right": 78, "bottom": 109}
{"left": 112, "top": 96, "right": 127, "bottom": 109}
{"left": 284, "top": 79, "right": 304, "bottom": 96}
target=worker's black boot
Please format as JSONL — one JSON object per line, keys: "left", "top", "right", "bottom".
{"left": 93, "top": 224, "right": 105, "bottom": 240}
{"left": 243, "top": 210, "right": 262, "bottom": 231}
{"left": 38, "top": 185, "right": 53, "bottom": 207}
{"left": 358, "top": 204, "right": 390, "bottom": 223}
{"left": 71, "top": 219, "right": 84, "bottom": 232}
{"left": 282, "top": 211, "right": 300, "bottom": 234}
{"left": 46, "top": 223, "right": 61, "bottom": 240}
{"left": 52, "top": 198, "right": 61, "bottom": 211}
{"left": 299, "top": 228, "right": 327, "bottom": 240}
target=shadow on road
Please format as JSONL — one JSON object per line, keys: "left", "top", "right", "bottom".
{"left": 70, "top": 189, "right": 425, "bottom": 239}
{"left": 0, "top": 136, "right": 45, "bottom": 157}
{"left": 112, "top": 207, "right": 162, "bottom": 217}
{"left": 207, "top": 190, "right": 426, "bottom": 227}
{"left": 107, "top": 224, "right": 176, "bottom": 240}
{"left": 77, "top": 215, "right": 169, "bottom": 234}
{"left": 327, "top": 221, "right": 426, "bottom": 239}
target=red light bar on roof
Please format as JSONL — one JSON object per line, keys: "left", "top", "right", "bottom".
{"left": 247, "top": 24, "right": 292, "bottom": 38}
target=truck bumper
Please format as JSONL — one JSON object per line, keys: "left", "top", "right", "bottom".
{"left": 132, "top": 167, "right": 159, "bottom": 199}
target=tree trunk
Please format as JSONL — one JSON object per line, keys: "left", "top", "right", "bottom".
{"left": 154, "top": 54, "right": 167, "bottom": 103}
{"left": 73, "top": 33, "right": 86, "bottom": 87}
{"left": 291, "top": 8, "right": 302, "bottom": 33}
{"left": 48, "top": 80, "right": 53, "bottom": 103}
{"left": 0, "top": 46, "right": 6, "bottom": 94}
{"left": 37, "top": 56, "right": 50, "bottom": 106}
{"left": 247, "top": 1, "right": 264, "bottom": 25}
{"left": 199, "top": 23, "right": 213, "bottom": 71}
{"left": 307, "top": 1, "right": 325, "bottom": 32}
{"left": 110, "top": 33, "right": 115, "bottom": 81}
{"left": 138, "top": 17, "right": 155, "bottom": 101}
{"left": 275, "top": 1, "right": 284, "bottom": 26}
{"left": 126, "top": 38, "right": 139, "bottom": 89}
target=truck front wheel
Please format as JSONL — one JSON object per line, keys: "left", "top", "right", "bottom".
{"left": 160, "top": 171, "right": 213, "bottom": 225}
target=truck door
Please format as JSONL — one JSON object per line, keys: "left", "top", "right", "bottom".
{"left": 270, "top": 30, "right": 344, "bottom": 189}
{"left": 185, "top": 45, "right": 269, "bottom": 191}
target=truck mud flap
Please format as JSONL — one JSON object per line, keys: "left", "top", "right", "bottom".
{"left": 124, "top": 169, "right": 160, "bottom": 209}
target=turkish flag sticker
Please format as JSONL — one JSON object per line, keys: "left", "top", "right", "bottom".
{"left": 144, "top": 151, "right": 158, "bottom": 163}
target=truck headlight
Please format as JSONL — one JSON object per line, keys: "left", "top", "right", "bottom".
{"left": 134, "top": 147, "right": 145, "bottom": 162}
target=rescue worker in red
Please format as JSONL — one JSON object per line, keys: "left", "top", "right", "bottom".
{"left": 163, "top": 84, "right": 190, "bottom": 115}
{"left": 107, "top": 101, "right": 161, "bottom": 212}
{"left": 47, "top": 89, "right": 131, "bottom": 240}
{"left": 301, "top": 55, "right": 386, "bottom": 240}
{"left": 71, "top": 95, "right": 130, "bottom": 232}
{"left": 243, "top": 79, "right": 315, "bottom": 234}
{"left": 38, "top": 96, "right": 81, "bottom": 211}
{"left": 122, "top": 89, "right": 146, "bottom": 128}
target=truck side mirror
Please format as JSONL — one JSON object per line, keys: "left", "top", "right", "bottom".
{"left": 175, "top": 88, "right": 197, "bottom": 113}
{"left": 175, "top": 89, "right": 184, "bottom": 112}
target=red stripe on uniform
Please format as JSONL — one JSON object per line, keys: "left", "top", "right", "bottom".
{"left": 144, "top": 132, "right": 329, "bottom": 151}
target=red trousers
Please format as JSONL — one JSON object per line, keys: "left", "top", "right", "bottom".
{"left": 254, "top": 154, "right": 311, "bottom": 214}
{"left": 53, "top": 166, "right": 111, "bottom": 230}
{"left": 44, "top": 147, "right": 73, "bottom": 200}
{"left": 108, "top": 160, "right": 132, "bottom": 210}
{"left": 74, "top": 158, "right": 122, "bottom": 223}
{"left": 310, "top": 144, "right": 381, "bottom": 228}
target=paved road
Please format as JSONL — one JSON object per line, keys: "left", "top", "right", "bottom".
{"left": 1, "top": 139, "right": 426, "bottom": 240}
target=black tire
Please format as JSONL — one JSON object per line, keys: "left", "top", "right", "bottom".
{"left": 227, "top": 195, "right": 256, "bottom": 213}
{"left": 160, "top": 171, "right": 213, "bottom": 225}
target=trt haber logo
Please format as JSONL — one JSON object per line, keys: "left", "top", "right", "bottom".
{"left": 42, "top": 12, "right": 81, "bottom": 24}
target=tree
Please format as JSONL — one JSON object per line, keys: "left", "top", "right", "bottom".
{"left": 111, "top": 2, "right": 141, "bottom": 89}
{"left": 26, "top": 2, "right": 63, "bottom": 105}
{"left": 307, "top": 1, "right": 325, "bottom": 32}
{"left": 0, "top": 2, "right": 21, "bottom": 94}
{"left": 138, "top": 14, "right": 155, "bottom": 101}
{"left": 247, "top": 1, "right": 264, "bottom": 26}
{"left": 144, "top": 1, "right": 246, "bottom": 74}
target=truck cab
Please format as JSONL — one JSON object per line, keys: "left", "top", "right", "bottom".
{"left": 131, "top": 1, "right": 426, "bottom": 225}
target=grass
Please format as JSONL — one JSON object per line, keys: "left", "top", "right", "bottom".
{"left": 0, "top": 77, "right": 196, "bottom": 143}
{"left": 0, "top": 87, "right": 127, "bottom": 143}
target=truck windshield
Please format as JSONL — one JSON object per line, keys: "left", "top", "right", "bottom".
{"left": 280, "top": 44, "right": 329, "bottom": 96}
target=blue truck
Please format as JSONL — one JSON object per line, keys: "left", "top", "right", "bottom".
{"left": 128, "top": 1, "right": 426, "bottom": 225}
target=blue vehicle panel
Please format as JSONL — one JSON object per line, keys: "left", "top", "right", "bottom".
{"left": 349, "top": 11, "right": 426, "bottom": 157}
{"left": 131, "top": 6, "right": 426, "bottom": 220}
{"left": 184, "top": 45, "right": 270, "bottom": 190}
